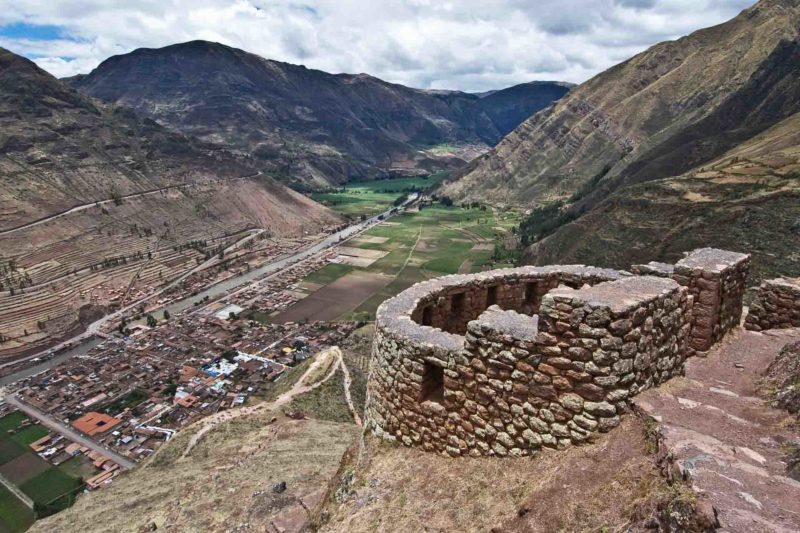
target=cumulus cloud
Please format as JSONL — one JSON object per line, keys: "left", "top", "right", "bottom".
{"left": 0, "top": 0, "right": 755, "bottom": 90}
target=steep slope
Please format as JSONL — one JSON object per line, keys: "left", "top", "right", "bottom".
{"left": 0, "top": 48, "right": 337, "bottom": 358}
{"left": 524, "top": 111, "right": 800, "bottom": 282}
{"left": 66, "top": 41, "right": 569, "bottom": 188}
{"left": 441, "top": 0, "right": 800, "bottom": 206}
{"left": 32, "top": 412, "right": 357, "bottom": 533}
{"left": 0, "top": 47, "right": 332, "bottom": 230}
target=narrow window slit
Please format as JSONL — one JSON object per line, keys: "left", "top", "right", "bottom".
{"left": 420, "top": 362, "right": 444, "bottom": 403}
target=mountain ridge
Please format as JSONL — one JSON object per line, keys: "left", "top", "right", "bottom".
{"left": 65, "top": 40, "right": 571, "bottom": 188}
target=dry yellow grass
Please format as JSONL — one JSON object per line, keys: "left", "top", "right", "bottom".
{"left": 33, "top": 413, "right": 357, "bottom": 532}
{"left": 322, "top": 417, "right": 682, "bottom": 533}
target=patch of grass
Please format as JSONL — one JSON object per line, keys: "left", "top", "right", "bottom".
{"left": 303, "top": 263, "right": 353, "bottom": 285}
{"left": 0, "top": 440, "right": 26, "bottom": 466}
{"left": 101, "top": 389, "right": 148, "bottom": 416}
{"left": 642, "top": 416, "right": 661, "bottom": 455}
{"left": 10, "top": 425, "right": 48, "bottom": 447}
{"left": 0, "top": 413, "right": 26, "bottom": 434}
{"left": 58, "top": 455, "right": 99, "bottom": 481}
{"left": 252, "top": 357, "right": 315, "bottom": 403}
{"left": 244, "top": 309, "right": 272, "bottom": 324}
{"left": 0, "top": 484, "right": 34, "bottom": 533}
{"left": 287, "top": 368, "right": 353, "bottom": 424}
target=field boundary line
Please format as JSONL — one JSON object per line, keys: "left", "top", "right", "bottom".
{"left": 0, "top": 472, "right": 34, "bottom": 509}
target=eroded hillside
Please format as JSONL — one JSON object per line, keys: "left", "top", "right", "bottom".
{"left": 524, "top": 111, "right": 800, "bottom": 281}
{"left": 441, "top": 0, "right": 800, "bottom": 207}
{"left": 0, "top": 48, "right": 338, "bottom": 359}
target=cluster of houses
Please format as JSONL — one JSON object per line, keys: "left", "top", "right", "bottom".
{"left": 14, "top": 312, "right": 358, "bottom": 462}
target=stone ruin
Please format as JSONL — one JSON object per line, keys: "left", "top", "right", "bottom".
{"left": 745, "top": 277, "right": 800, "bottom": 331}
{"left": 365, "top": 248, "right": 750, "bottom": 457}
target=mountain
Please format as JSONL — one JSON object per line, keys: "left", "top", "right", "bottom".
{"left": 441, "top": 0, "right": 800, "bottom": 207}
{"left": 438, "top": 0, "right": 800, "bottom": 282}
{"left": 0, "top": 47, "right": 333, "bottom": 230}
{"left": 0, "top": 47, "right": 336, "bottom": 358}
{"left": 66, "top": 41, "right": 570, "bottom": 189}
{"left": 524, "top": 111, "right": 800, "bottom": 281}
{"left": 475, "top": 81, "right": 575, "bottom": 138}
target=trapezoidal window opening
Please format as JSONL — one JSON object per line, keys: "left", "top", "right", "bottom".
{"left": 487, "top": 286, "right": 498, "bottom": 307}
{"left": 420, "top": 361, "right": 444, "bottom": 403}
{"left": 421, "top": 305, "right": 434, "bottom": 326}
{"left": 451, "top": 292, "right": 466, "bottom": 315}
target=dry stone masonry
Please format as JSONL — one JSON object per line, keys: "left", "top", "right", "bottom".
{"left": 672, "top": 248, "right": 749, "bottom": 352}
{"left": 745, "top": 277, "right": 800, "bottom": 331}
{"left": 366, "top": 248, "right": 751, "bottom": 457}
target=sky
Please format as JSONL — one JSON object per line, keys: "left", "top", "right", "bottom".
{"left": 0, "top": 0, "right": 755, "bottom": 92}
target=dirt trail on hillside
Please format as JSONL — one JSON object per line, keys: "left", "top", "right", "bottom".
{"left": 180, "top": 346, "right": 363, "bottom": 458}
{"left": 180, "top": 347, "right": 345, "bottom": 459}
{"left": 636, "top": 328, "right": 800, "bottom": 532}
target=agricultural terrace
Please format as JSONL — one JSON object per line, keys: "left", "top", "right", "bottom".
{"left": 271, "top": 204, "right": 520, "bottom": 323}
{"left": 0, "top": 412, "right": 93, "bottom": 532}
{"left": 311, "top": 173, "right": 447, "bottom": 218}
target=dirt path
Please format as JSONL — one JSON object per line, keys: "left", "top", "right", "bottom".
{"left": 179, "top": 347, "right": 344, "bottom": 459}
{"left": 635, "top": 328, "right": 800, "bottom": 532}
{"left": 339, "top": 355, "right": 362, "bottom": 427}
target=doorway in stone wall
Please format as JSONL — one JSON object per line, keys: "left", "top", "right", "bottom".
{"left": 420, "top": 361, "right": 444, "bottom": 403}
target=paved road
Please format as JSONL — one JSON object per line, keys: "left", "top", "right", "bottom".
{"left": 5, "top": 395, "right": 137, "bottom": 470}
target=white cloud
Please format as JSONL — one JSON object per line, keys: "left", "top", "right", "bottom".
{"left": 0, "top": 0, "right": 755, "bottom": 91}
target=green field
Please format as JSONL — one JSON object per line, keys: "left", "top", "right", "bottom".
{"left": 0, "top": 412, "right": 87, "bottom": 529}
{"left": 58, "top": 456, "right": 99, "bottom": 482}
{"left": 302, "top": 263, "right": 353, "bottom": 286}
{"left": 0, "top": 414, "right": 26, "bottom": 435}
{"left": 9, "top": 426, "right": 48, "bottom": 448}
{"left": 0, "top": 485, "right": 34, "bottom": 533}
{"left": 281, "top": 204, "right": 521, "bottom": 323}
{"left": 311, "top": 173, "right": 446, "bottom": 217}
{"left": 20, "top": 469, "right": 81, "bottom": 506}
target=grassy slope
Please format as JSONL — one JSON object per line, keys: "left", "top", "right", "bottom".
{"left": 33, "top": 413, "right": 357, "bottom": 533}
{"left": 322, "top": 416, "right": 691, "bottom": 533}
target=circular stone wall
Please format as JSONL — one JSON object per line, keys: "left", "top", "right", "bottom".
{"left": 364, "top": 265, "right": 697, "bottom": 457}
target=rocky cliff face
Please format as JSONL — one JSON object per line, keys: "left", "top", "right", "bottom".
{"left": 441, "top": 0, "right": 800, "bottom": 207}
{"left": 66, "top": 41, "right": 570, "bottom": 188}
